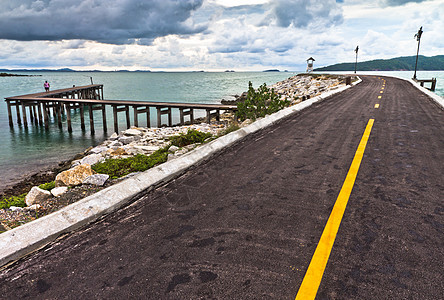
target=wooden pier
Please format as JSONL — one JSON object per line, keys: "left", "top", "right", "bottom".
{"left": 414, "top": 78, "right": 437, "bottom": 91}
{"left": 5, "top": 85, "right": 237, "bottom": 134}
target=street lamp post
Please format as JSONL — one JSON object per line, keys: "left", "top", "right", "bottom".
{"left": 354, "top": 46, "right": 359, "bottom": 74}
{"left": 413, "top": 26, "right": 423, "bottom": 80}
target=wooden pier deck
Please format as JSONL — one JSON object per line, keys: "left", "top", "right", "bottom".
{"left": 5, "top": 85, "right": 237, "bottom": 134}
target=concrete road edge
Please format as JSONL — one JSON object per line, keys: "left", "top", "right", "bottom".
{"left": 0, "top": 77, "right": 362, "bottom": 267}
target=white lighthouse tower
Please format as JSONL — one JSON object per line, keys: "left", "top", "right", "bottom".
{"left": 306, "top": 57, "right": 315, "bottom": 73}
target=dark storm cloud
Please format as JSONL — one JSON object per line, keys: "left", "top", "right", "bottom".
{"left": 0, "top": 0, "right": 205, "bottom": 45}
{"left": 262, "top": 0, "right": 343, "bottom": 28}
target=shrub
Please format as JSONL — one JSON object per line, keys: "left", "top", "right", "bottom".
{"left": 92, "top": 148, "right": 169, "bottom": 179}
{"left": 0, "top": 193, "right": 27, "bottom": 209}
{"left": 218, "top": 123, "right": 240, "bottom": 136}
{"left": 169, "top": 129, "right": 213, "bottom": 147}
{"left": 236, "top": 81, "right": 290, "bottom": 121}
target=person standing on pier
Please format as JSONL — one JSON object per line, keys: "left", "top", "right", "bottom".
{"left": 44, "top": 81, "right": 50, "bottom": 92}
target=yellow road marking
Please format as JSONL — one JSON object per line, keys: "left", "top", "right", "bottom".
{"left": 378, "top": 96, "right": 382, "bottom": 99}
{"left": 380, "top": 91, "right": 383, "bottom": 93}
{"left": 381, "top": 87, "right": 384, "bottom": 89}
{"left": 295, "top": 119, "right": 375, "bottom": 300}
{"left": 375, "top": 104, "right": 379, "bottom": 108}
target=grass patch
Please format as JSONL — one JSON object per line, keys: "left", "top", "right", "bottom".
{"left": 169, "top": 129, "right": 213, "bottom": 147}
{"left": 92, "top": 129, "right": 215, "bottom": 179}
{"left": 39, "top": 181, "right": 55, "bottom": 191}
{"left": 92, "top": 147, "right": 169, "bottom": 179}
{"left": 0, "top": 193, "right": 27, "bottom": 209}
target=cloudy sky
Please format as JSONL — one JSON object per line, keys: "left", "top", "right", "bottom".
{"left": 0, "top": 0, "right": 442, "bottom": 71}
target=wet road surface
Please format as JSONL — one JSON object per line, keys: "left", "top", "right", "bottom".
{"left": 1, "top": 76, "right": 443, "bottom": 299}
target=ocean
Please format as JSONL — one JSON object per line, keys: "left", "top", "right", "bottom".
{"left": 0, "top": 70, "right": 443, "bottom": 191}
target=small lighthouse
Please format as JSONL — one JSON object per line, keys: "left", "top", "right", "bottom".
{"left": 306, "top": 57, "right": 315, "bottom": 73}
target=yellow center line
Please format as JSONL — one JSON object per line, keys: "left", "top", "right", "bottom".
{"left": 378, "top": 96, "right": 382, "bottom": 99}
{"left": 380, "top": 91, "right": 383, "bottom": 93}
{"left": 375, "top": 104, "right": 379, "bottom": 108}
{"left": 295, "top": 119, "right": 375, "bottom": 300}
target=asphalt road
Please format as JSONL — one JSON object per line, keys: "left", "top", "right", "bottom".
{"left": 1, "top": 76, "right": 443, "bottom": 299}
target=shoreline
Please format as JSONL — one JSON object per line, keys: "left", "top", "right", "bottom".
{"left": 1, "top": 74, "right": 352, "bottom": 231}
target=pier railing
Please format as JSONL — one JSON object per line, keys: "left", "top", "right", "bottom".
{"left": 5, "top": 84, "right": 237, "bottom": 134}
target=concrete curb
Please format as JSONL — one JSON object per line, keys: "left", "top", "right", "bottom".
{"left": 0, "top": 77, "right": 361, "bottom": 267}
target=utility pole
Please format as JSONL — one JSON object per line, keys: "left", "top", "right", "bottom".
{"left": 354, "top": 46, "right": 359, "bottom": 74}
{"left": 413, "top": 26, "right": 423, "bottom": 80}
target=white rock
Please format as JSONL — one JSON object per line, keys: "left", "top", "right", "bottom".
{"left": 80, "top": 154, "right": 105, "bottom": 166}
{"left": 108, "top": 140, "right": 123, "bottom": 147}
{"left": 167, "top": 153, "right": 176, "bottom": 161}
{"left": 51, "top": 186, "right": 69, "bottom": 197}
{"left": 83, "top": 174, "right": 110, "bottom": 186}
{"left": 89, "top": 146, "right": 108, "bottom": 154}
{"left": 25, "top": 186, "right": 52, "bottom": 206}
{"left": 123, "top": 128, "right": 143, "bottom": 136}
{"left": 24, "top": 204, "right": 41, "bottom": 211}
{"left": 109, "top": 132, "right": 119, "bottom": 140}
{"left": 168, "top": 145, "right": 179, "bottom": 153}
{"left": 175, "top": 149, "right": 188, "bottom": 156}
{"left": 134, "top": 145, "right": 160, "bottom": 152}
{"left": 9, "top": 206, "right": 23, "bottom": 211}
{"left": 119, "top": 136, "right": 139, "bottom": 145}
{"left": 184, "top": 144, "right": 196, "bottom": 151}
{"left": 71, "top": 159, "right": 81, "bottom": 167}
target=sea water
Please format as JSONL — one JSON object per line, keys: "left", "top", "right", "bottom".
{"left": 1, "top": 70, "right": 443, "bottom": 191}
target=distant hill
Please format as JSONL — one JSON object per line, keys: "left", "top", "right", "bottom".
{"left": 314, "top": 55, "right": 444, "bottom": 71}
{"left": 0, "top": 68, "right": 152, "bottom": 72}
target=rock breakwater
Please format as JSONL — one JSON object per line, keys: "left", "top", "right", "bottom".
{"left": 222, "top": 74, "right": 350, "bottom": 105}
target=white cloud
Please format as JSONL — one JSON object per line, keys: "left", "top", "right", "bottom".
{"left": 258, "top": 0, "right": 343, "bottom": 30}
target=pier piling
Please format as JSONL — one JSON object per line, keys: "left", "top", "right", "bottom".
{"left": 5, "top": 84, "right": 237, "bottom": 134}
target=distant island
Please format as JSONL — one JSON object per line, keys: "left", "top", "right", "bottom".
{"left": 0, "top": 68, "right": 152, "bottom": 73}
{"left": 263, "top": 69, "right": 280, "bottom": 72}
{"left": 315, "top": 55, "right": 444, "bottom": 71}
{"left": 0, "top": 72, "right": 38, "bottom": 77}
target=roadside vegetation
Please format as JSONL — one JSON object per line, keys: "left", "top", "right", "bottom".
{"left": 91, "top": 129, "right": 214, "bottom": 179}
{"left": 39, "top": 181, "right": 55, "bottom": 191}
{"left": 169, "top": 128, "right": 213, "bottom": 147}
{"left": 236, "top": 81, "right": 290, "bottom": 121}
{"left": 0, "top": 193, "right": 27, "bottom": 209}
{"left": 92, "top": 148, "right": 169, "bottom": 179}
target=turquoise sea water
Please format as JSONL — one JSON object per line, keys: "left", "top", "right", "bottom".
{"left": 0, "top": 70, "right": 443, "bottom": 191}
